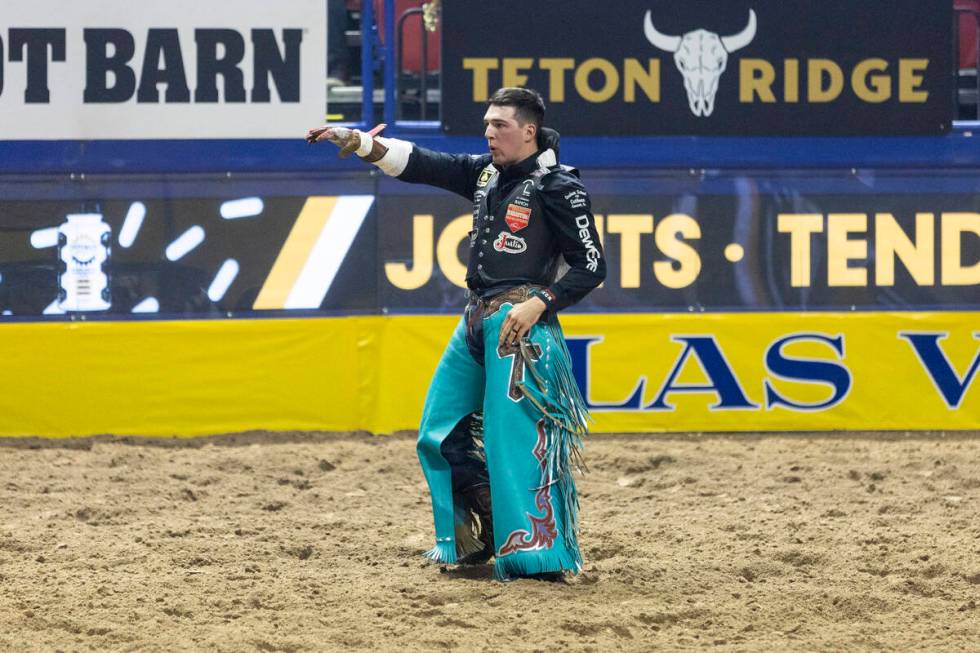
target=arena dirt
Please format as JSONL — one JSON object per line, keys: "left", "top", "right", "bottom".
{"left": 1, "top": 432, "right": 978, "bottom": 652}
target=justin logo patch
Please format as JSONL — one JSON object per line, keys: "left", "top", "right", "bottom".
{"left": 477, "top": 169, "right": 494, "bottom": 187}
{"left": 493, "top": 232, "right": 527, "bottom": 254}
{"left": 505, "top": 204, "right": 531, "bottom": 232}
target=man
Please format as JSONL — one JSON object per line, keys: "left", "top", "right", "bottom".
{"left": 307, "top": 87, "right": 606, "bottom": 581}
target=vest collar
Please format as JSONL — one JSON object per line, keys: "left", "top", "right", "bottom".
{"left": 497, "top": 149, "right": 557, "bottom": 185}
{"left": 536, "top": 148, "right": 557, "bottom": 168}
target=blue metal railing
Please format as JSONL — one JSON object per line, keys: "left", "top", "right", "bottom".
{"left": 359, "top": 0, "right": 375, "bottom": 126}
{"left": 383, "top": 0, "right": 397, "bottom": 127}
{"left": 356, "top": 0, "right": 438, "bottom": 133}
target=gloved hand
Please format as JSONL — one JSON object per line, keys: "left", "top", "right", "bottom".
{"left": 305, "top": 123, "right": 388, "bottom": 159}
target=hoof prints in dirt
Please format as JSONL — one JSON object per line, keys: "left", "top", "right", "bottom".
{"left": 563, "top": 620, "right": 634, "bottom": 638}
{"left": 773, "top": 549, "right": 825, "bottom": 567}
{"left": 622, "top": 454, "right": 676, "bottom": 475}
{"left": 587, "top": 542, "right": 625, "bottom": 561}
{"left": 282, "top": 544, "right": 315, "bottom": 561}
{"left": 73, "top": 507, "right": 125, "bottom": 526}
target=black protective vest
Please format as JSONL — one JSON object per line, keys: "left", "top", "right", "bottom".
{"left": 465, "top": 161, "right": 563, "bottom": 294}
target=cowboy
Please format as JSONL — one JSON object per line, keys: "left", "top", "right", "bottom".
{"left": 307, "top": 87, "right": 606, "bottom": 581}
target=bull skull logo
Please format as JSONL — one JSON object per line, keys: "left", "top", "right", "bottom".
{"left": 645, "top": 9, "right": 757, "bottom": 117}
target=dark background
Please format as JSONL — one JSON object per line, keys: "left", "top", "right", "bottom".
{"left": 4, "top": 169, "right": 975, "bottom": 319}
{"left": 442, "top": 0, "right": 953, "bottom": 136}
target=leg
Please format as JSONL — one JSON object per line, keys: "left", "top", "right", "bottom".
{"left": 481, "top": 306, "right": 587, "bottom": 580}
{"left": 416, "top": 317, "right": 485, "bottom": 563}
{"left": 441, "top": 412, "right": 495, "bottom": 563}
{"left": 440, "top": 412, "right": 489, "bottom": 497}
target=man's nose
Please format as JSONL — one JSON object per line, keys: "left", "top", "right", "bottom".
{"left": 484, "top": 125, "right": 494, "bottom": 139}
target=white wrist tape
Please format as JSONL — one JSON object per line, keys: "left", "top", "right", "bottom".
{"left": 355, "top": 130, "right": 374, "bottom": 157}
{"left": 371, "top": 137, "right": 412, "bottom": 176}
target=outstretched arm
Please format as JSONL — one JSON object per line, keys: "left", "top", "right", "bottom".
{"left": 306, "top": 123, "right": 410, "bottom": 175}
{"left": 306, "top": 123, "right": 490, "bottom": 201}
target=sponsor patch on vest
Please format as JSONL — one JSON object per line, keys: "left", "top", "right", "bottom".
{"left": 575, "top": 214, "right": 602, "bottom": 272}
{"left": 477, "top": 169, "right": 494, "bottom": 187}
{"left": 493, "top": 231, "right": 527, "bottom": 254}
{"left": 505, "top": 204, "right": 531, "bottom": 232}
{"left": 565, "top": 189, "right": 588, "bottom": 210}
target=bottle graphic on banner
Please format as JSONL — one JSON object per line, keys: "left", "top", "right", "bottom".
{"left": 58, "top": 214, "right": 112, "bottom": 312}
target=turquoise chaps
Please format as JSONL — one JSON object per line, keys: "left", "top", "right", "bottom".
{"left": 416, "top": 286, "right": 589, "bottom": 581}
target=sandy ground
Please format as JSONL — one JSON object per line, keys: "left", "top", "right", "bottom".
{"left": 0, "top": 431, "right": 978, "bottom": 653}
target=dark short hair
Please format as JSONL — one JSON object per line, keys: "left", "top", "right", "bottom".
{"left": 488, "top": 87, "right": 545, "bottom": 128}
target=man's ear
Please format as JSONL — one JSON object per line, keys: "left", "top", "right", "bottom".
{"left": 525, "top": 123, "right": 538, "bottom": 144}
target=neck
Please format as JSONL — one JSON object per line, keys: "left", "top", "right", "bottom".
{"left": 500, "top": 146, "right": 539, "bottom": 169}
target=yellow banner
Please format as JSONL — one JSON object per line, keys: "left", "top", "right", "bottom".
{"left": 1, "top": 312, "right": 977, "bottom": 437}
{"left": 561, "top": 311, "right": 980, "bottom": 432}
{"left": 0, "top": 318, "right": 376, "bottom": 437}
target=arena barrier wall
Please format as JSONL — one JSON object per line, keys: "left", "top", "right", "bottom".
{"left": 1, "top": 311, "right": 978, "bottom": 437}
{"left": 1, "top": 170, "right": 978, "bottom": 436}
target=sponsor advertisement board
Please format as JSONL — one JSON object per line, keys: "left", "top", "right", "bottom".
{"left": 1, "top": 312, "right": 978, "bottom": 437}
{"left": 378, "top": 172, "right": 980, "bottom": 312}
{"left": 1, "top": 170, "right": 978, "bottom": 318}
{"left": 441, "top": 0, "right": 952, "bottom": 135}
{"left": 0, "top": 176, "right": 376, "bottom": 317}
{"left": 0, "top": 0, "right": 325, "bottom": 140}
{"left": 561, "top": 312, "right": 980, "bottom": 432}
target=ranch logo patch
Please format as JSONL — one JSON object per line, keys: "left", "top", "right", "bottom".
{"left": 493, "top": 232, "right": 527, "bottom": 254}
{"left": 565, "top": 189, "right": 588, "bottom": 210}
{"left": 505, "top": 204, "right": 531, "bottom": 232}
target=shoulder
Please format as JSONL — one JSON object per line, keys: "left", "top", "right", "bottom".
{"left": 471, "top": 154, "right": 496, "bottom": 183}
{"left": 537, "top": 166, "right": 590, "bottom": 209}
{"left": 541, "top": 166, "right": 583, "bottom": 188}
{"left": 472, "top": 153, "right": 494, "bottom": 169}
{"left": 474, "top": 155, "right": 496, "bottom": 176}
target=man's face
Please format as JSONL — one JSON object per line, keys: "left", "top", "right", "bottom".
{"left": 483, "top": 104, "right": 535, "bottom": 167}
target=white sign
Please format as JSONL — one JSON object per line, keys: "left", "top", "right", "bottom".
{"left": 0, "top": 0, "right": 326, "bottom": 139}
{"left": 58, "top": 213, "right": 111, "bottom": 312}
